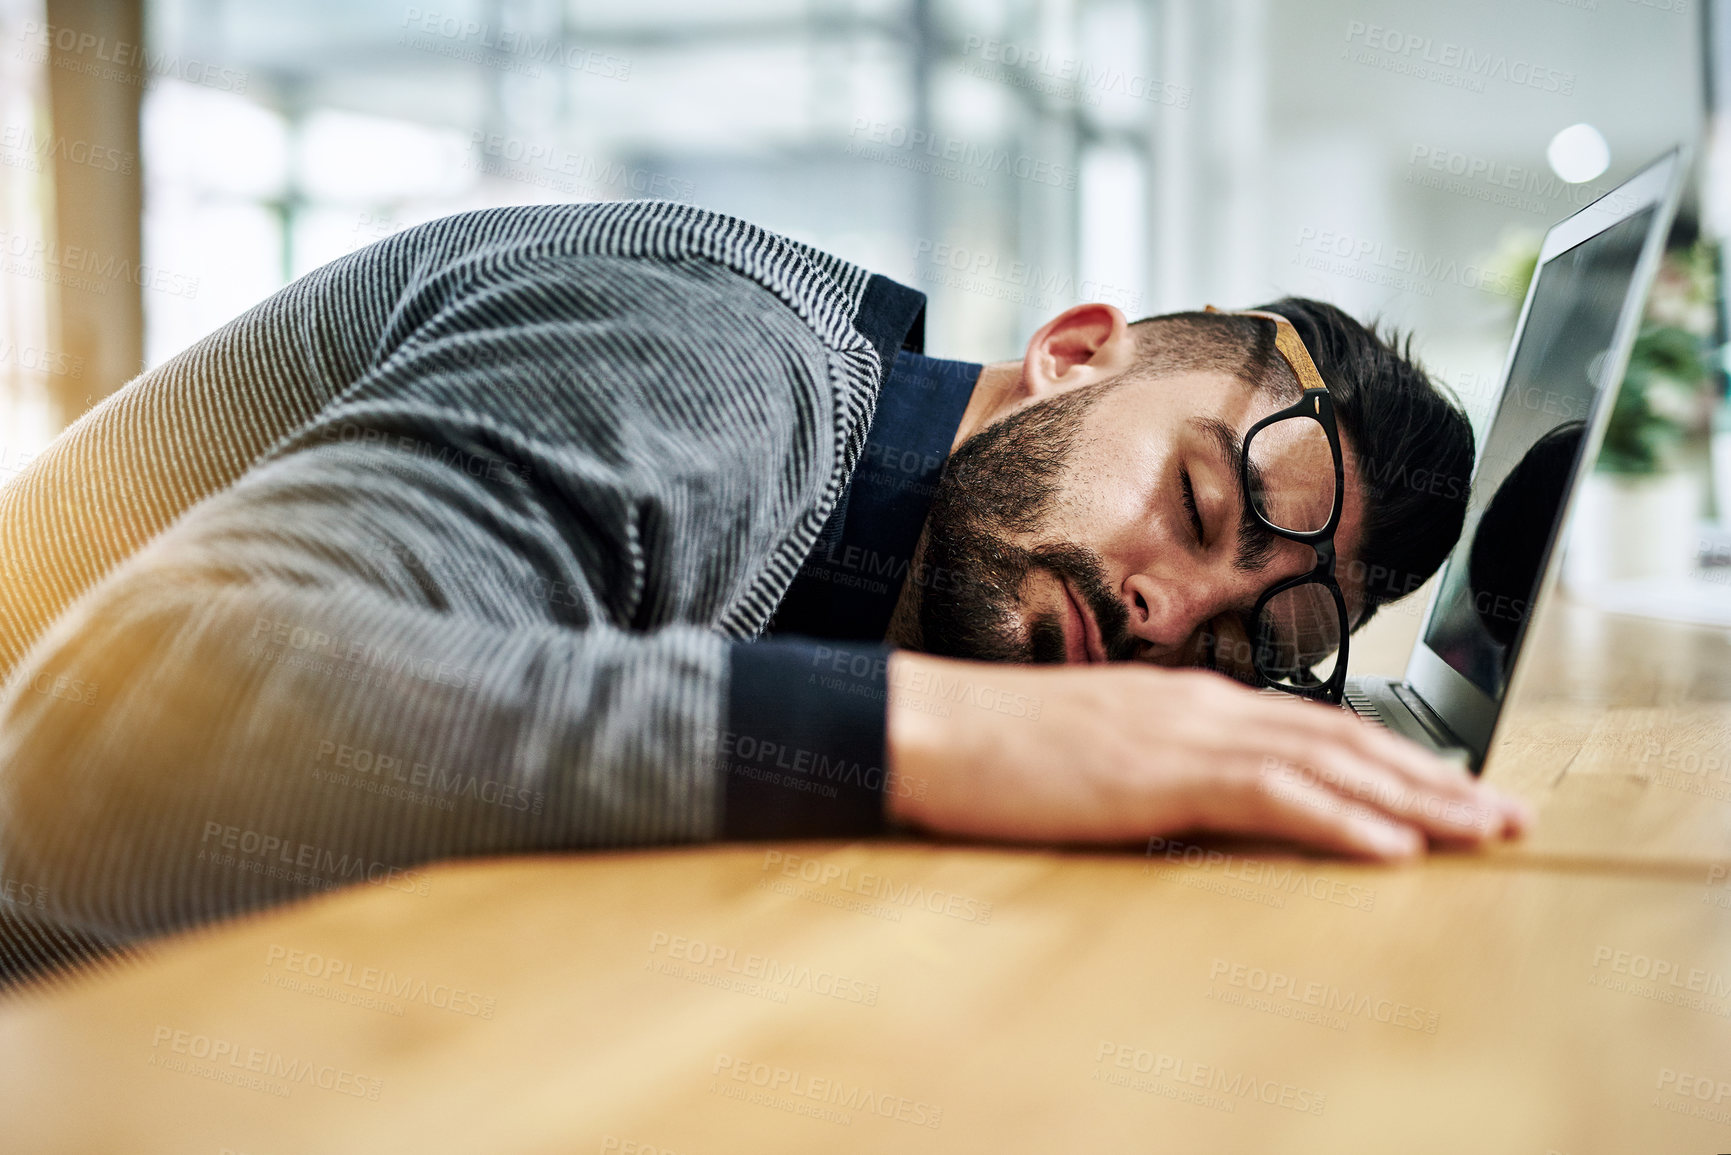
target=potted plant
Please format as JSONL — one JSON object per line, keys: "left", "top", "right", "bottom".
{"left": 1564, "top": 240, "right": 1716, "bottom": 589}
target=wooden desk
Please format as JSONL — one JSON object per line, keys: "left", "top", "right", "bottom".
{"left": 1, "top": 596, "right": 1728, "bottom": 1154}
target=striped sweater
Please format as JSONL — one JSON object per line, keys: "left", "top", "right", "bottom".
{"left": 0, "top": 200, "right": 922, "bottom": 978}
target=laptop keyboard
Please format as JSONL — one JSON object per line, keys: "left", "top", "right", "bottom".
{"left": 1343, "top": 687, "right": 1388, "bottom": 727}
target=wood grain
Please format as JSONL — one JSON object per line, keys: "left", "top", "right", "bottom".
{"left": 1, "top": 593, "right": 1728, "bottom": 1153}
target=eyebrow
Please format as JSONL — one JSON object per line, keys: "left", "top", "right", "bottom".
{"left": 1192, "top": 417, "right": 1278, "bottom": 574}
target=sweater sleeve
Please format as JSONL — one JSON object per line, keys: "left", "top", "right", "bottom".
{"left": 721, "top": 637, "right": 895, "bottom": 839}
{"left": 0, "top": 248, "right": 881, "bottom": 944}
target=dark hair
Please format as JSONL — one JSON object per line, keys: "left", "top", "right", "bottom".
{"left": 1128, "top": 297, "right": 1475, "bottom": 629}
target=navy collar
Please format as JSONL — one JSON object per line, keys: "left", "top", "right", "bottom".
{"left": 854, "top": 273, "right": 927, "bottom": 381}
{"left": 769, "top": 344, "right": 982, "bottom": 642}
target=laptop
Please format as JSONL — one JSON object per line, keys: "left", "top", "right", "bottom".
{"left": 1342, "top": 147, "right": 1688, "bottom": 772}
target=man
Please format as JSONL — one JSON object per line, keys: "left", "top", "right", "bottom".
{"left": 0, "top": 200, "right": 1525, "bottom": 973}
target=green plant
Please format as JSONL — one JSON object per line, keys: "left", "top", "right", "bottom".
{"left": 1489, "top": 235, "right": 1717, "bottom": 475}
{"left": 1598, "top": 323, "right": 1707, "bottom": 473}
{"left": 1598, "top": 240, "right": 1717, "bottom": 475}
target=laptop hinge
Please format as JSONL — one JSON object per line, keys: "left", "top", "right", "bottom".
{"left": 1391, "top": 682, "right": 1459, "bottom": 749}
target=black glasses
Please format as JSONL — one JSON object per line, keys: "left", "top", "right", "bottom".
{"left": 1200, "top": 307, "right": 1349, "bottom": 705}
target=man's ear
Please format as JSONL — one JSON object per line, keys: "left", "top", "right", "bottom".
{"left": 1021, "top": 302, "right": 1137, "bottom": 399}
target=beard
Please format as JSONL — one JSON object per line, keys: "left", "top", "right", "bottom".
{"left": 900, "top": 379, "right": 1138, "bottom": 664}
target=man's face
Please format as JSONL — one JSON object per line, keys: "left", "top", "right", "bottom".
{"left": 904, "top": 366, "right": 1368, "bottom": 680}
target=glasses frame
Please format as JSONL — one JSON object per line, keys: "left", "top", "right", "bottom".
{"left": 1204, "top": 306, "right": 1349, "bottom": 704}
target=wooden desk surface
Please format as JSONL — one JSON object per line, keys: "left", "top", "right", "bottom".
{"left": 2, "top": 596, "right": 1729, "bottom": 1154}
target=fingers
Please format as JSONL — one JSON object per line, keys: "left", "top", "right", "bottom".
{"left": 1258, "top": 752, "right": 1499, "bottom": 846}
{"left": 1333, "top": 721, "right": 1533, "bottom": 837}
{"left": 1223, "top": 691, "right": 1530, "bottom": 844}
{"left": 1273, "top": 696, "right": 1471, "bottom": 788}
{"left": 1207, "top": 764, "right": 1426, "bottom": 862}
{"left": 1349, "top": 726, "right": 1528, "bottom": 832}
{"left": 1246, "top": 692, "right": 1530, "bottom": 834}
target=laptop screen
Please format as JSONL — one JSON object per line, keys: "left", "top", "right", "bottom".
{"left": 1420, "top": 206, "right": 1657, "bottom": 700}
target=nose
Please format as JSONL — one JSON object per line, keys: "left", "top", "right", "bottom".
{"left": 1123, "top": 533, "right": 1325, "bottom": 661}
{"left": 1123, "top": 570, "right": 1222, "bottom": 656}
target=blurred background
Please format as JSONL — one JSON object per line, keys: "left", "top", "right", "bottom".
{"left": 0, "top": 0, "right": 1725, "bottom": 664}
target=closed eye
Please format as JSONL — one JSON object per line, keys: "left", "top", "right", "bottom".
{"left": 1180, "top": 468, "right": 1204, "bottom": 545}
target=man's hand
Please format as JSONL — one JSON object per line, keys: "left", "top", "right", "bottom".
{"left": 884, "top": 651, "right": 1530, "bottom": 860}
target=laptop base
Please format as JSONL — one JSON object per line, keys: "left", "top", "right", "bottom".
{"left": 1344, "top": 675, "right": 1475, "bottom": 769}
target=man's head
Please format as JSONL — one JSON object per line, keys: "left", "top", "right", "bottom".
{"left": 889, "top": 296, "right": 1475, "bottom": 681}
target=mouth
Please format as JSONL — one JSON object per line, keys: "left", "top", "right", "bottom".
{"left": 1059, "top": 578, "right": 1106, "bottom": 665}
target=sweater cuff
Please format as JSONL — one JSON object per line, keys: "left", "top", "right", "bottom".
{"left": 720, "top": 638, "right": 892, "bottom": 839}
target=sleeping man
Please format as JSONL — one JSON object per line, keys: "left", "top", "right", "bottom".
{"left": 0, "top": 200, "right": 1527, "bottom": 971}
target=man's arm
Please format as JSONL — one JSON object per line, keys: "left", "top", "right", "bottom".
{"left": 0, "top": 251, "right": 879, "bottom": 943}
{"left": 883, "top": 651, "right": 1528, "bottom": 858}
